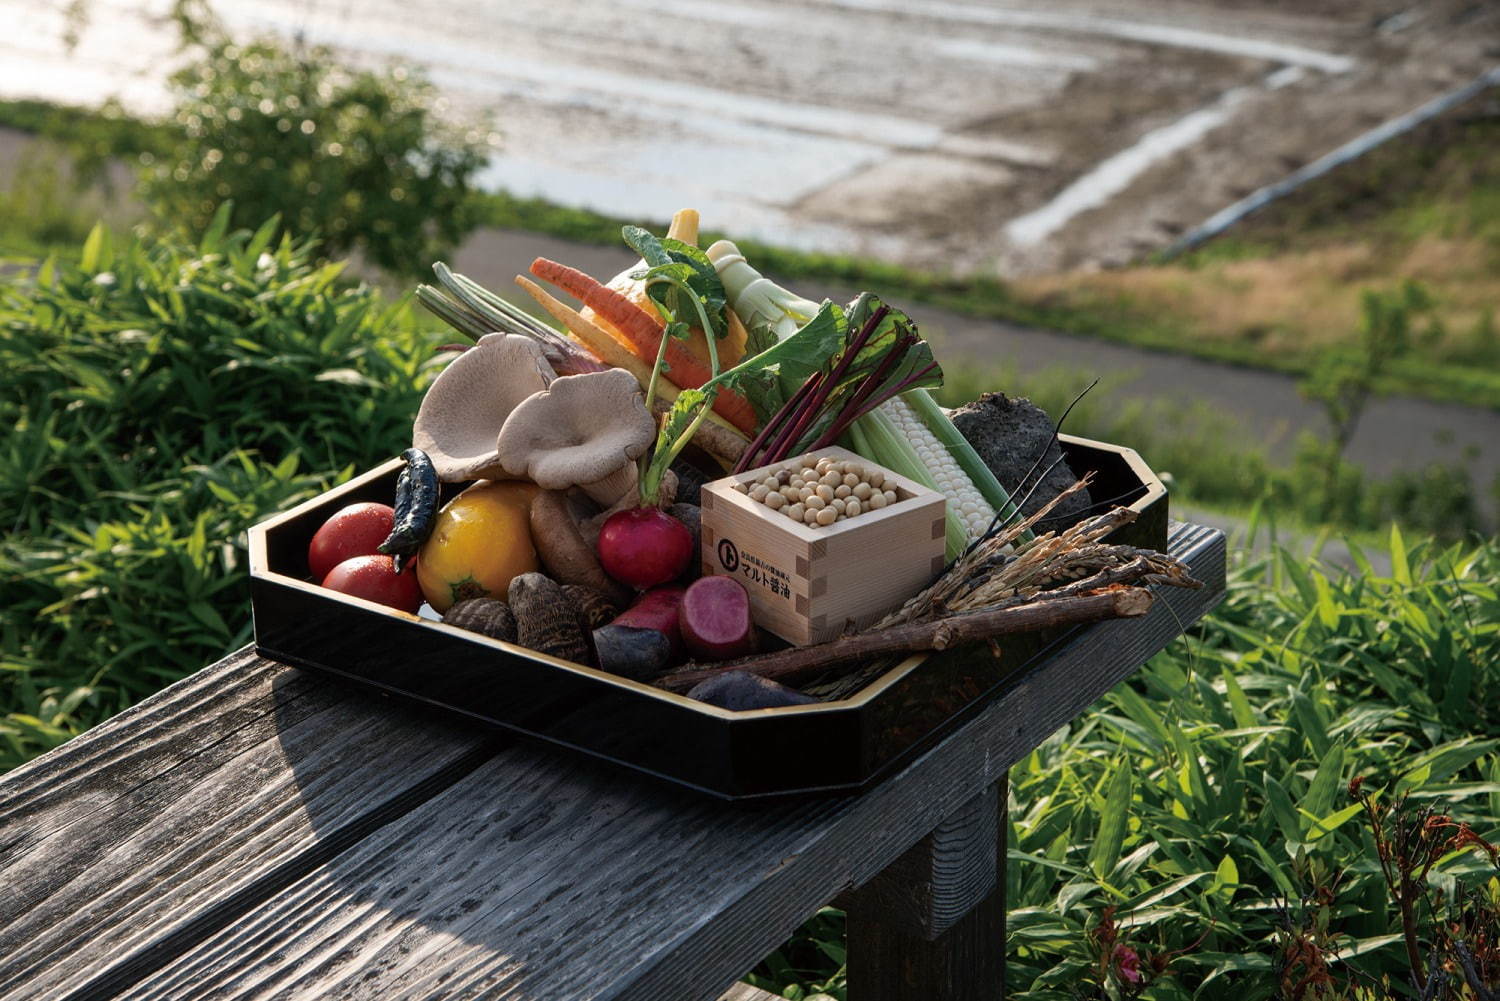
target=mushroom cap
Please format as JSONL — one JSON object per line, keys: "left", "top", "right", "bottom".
{"left": 414, "top": 333, "right": 556, "bottom": 482}
{"left": 495, "top": 368, "right": 656, "bottom": 502}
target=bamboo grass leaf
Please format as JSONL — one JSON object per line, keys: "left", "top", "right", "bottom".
{"left": 1089, "top": 758, "right": 1133, "bottom": 880}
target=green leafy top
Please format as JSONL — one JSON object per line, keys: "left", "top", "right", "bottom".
{"left": 732, "top": 293, "right": 944, "bottom": 472}
{"left": 622, "top": 225, "right": 728, "bottom": 347}
{"left": 799, "top": 293, "right": 939, "bottom": 450}
{"left": 638, "top": 300, "right": 846, "bottom": 504}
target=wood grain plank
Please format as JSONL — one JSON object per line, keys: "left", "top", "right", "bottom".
{"left": 836, "top": 782, "right": 1000, "bottom": 940}
{"left": 0, "top": 647, "right": 499, "bottom": 1001}
{"left": 121, "top": 525, "right": 1223, "bottom": 1001}
{"left": 844, "top": 778, "right": 1008, "bottom": 1001}
{"left": 715, "top": 985, "right": 784, "bottom": 1001}
{"left": 0, "top": 648, "right": 304, "bottom": 860}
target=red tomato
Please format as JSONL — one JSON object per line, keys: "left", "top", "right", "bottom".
{"left": 321, "top": 555, "right": 423, "bottom": 613}
{"left": 308, "top": 502, "right": 395, "bottom": 582}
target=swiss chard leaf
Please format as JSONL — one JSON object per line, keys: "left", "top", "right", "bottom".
{"left": 716, "top": 301, "right": 844, "bottom": 399}
{"left": 742, "top": 292, "right": 943, "bottom": 460}
{"left": 776, "top": 293, "right": 940, "bottom": 452}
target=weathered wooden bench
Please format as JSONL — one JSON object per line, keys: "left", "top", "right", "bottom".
{"left": 0, "top": 523, "right": 1223, "bottom": 1001}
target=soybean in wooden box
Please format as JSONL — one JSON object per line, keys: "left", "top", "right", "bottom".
{"left": 699, "top": 447, "right": 947, "bottom": 645}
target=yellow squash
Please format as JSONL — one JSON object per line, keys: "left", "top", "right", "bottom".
{"left": 417, "top": 481, "right": 539, "bottom": 613}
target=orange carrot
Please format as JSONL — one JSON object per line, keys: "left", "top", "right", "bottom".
{"left": 531, "top": 258, "right": 664, "bottom": 353}
{"left": 514, "top": 275, "right": 755, "bottom": 444}
{"left": 529, "top": 257, "right": 759, "bottom": 434}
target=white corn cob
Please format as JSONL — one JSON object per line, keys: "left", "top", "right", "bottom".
{"left": 880, "top": 395, "right": 996, "bottom": 539}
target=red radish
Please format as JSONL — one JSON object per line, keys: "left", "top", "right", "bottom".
{"left": 597, "top": 508, "right": 693, "bottom": 589}
{"left": 321, "top": 554, "right": 422, "bottom": 613}
{"left": 308, "top": 503, "right": 395, "bottom": 582}
{"left": 679, "top": 577, "right": 757, "bottom": 661}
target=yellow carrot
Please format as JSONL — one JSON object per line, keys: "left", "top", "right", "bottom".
{"left": 667, "top": 208, "right": 700, "bottom": 246}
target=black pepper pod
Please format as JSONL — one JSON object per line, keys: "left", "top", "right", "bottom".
{"left": 377, "top": 448, "right": 439, "bottom": 572}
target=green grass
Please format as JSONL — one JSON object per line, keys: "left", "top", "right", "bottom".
{"left": 749, "top": 529, "right": 1500, "bottom": 1000}
{"left": 1020, "top": 96, "right": 1500, "bottom": 411}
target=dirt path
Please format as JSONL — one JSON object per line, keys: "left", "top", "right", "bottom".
{"left": 2, "top": 0, "right": 1495, "bottom": 274}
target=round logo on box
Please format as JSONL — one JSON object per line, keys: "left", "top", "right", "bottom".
{"left": 717, "top": 538, "right": 740, "bottom": 572}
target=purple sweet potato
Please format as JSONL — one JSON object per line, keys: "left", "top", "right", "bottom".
{"left": 611, "top": 586, "right": 685, "bottom": 653}
{"left": 593, "top": 585, "right": 686, "bottom": 680}
{"left": 686, "top": 671, "right": 816, "bottom": 710}
{"left": 679, "top": 576, "right": 757, "bottom": 661}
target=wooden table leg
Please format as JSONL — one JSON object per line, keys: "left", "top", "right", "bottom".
{"left": 843, "top": 777, "right": 1008, "bottom": 1000}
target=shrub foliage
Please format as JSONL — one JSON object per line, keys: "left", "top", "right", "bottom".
{"left": 140, "top": 38, "right": 493, "bottom": 272}
{"left": 0, "top": 214, "right": 439, "bottom": 765}
{"left": 749, "top": 530, "right": 1499, "bottom": 999}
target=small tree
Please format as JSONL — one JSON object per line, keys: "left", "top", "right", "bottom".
{"left": 1298, "top": 281, "right": 1436, "bottom": 518}
{"left": 140, "top": 36, "right": 495, "bottom": 273}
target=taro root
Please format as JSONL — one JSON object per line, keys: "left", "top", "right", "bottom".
{"left": 685, "top": 671, "right": 817, "bottom": 710}
{"left": 443, "top": 598, "right": 517, "bottom": 643}
{"left": 562, "top": 584, "right": 621, "bottom": 631}
{"left": 667, "top": 503, "right": 701, "bottom": 576}
{"left": 413, "top": 334, "right": 556, "bottom": 483}
{"left": 667, "top": 454, "right": 714, "bottom": 506}
{"left": 508, "top": 572, "right": 591, "bottom": 665}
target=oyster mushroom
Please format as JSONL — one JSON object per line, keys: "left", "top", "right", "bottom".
{"left": 495, "top": 368, "right": 656, "bottom": 506}
{"left": 413, "top": 333, "right": 556, "bottom": 482}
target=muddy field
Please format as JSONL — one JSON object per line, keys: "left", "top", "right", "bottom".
{"left": 1, "top": 0, "right": 1496, "bottom": 273}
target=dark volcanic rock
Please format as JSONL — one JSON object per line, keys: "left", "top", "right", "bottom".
{"left": 949, "top": 393, "right": 1093, "bottom": 528}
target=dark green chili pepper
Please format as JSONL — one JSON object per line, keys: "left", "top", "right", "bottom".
{"left": 378, "top": 448, "right": 439, "bottom": 572}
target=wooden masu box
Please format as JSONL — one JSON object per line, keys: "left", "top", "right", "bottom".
{"left": 699, "top": 447, "right": 947, "bottom": 645}
{"left": 248, "top": 434, "right": 1168, "bottom": 799}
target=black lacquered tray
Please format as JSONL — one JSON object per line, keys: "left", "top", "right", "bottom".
{"left": 248, "top": 435, "right": 1167, "bottom": 799}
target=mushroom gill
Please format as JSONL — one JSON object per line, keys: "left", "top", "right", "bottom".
{"left": 413, "top": 333, "right": 557, "bottom": 482}
{"left": 495, "top": 368, "right": 657, "bottom": 506}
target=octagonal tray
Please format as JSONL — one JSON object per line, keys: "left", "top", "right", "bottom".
{"left": 248, "top": 434, "right": 1167, "bottom": 800}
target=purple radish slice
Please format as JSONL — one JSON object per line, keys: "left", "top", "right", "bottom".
{"left": 680, "top": 576, "right": 757, "bottom": 661}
